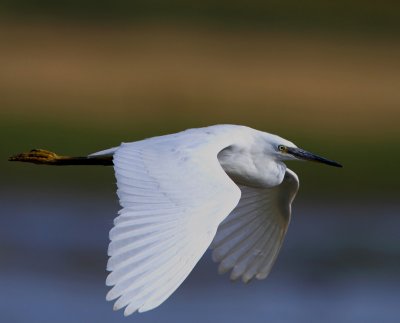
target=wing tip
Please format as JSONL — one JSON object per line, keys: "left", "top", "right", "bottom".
{"left": 255, "top": 272, "right": 269, "bottom": 280}
{"left": 124, "top": 306, "right": 137, "bottom": 316}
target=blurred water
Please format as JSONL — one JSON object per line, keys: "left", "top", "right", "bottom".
{"left": 1, "top": 186, "right": 399, "bottom": 323}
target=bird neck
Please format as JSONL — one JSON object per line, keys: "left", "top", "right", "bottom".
{"left": 218, "top": 145, "right": 286, "bottom": 189}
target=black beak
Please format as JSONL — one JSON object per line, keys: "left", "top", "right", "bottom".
{"left": 286, "top": 147, "right": 342, "bottom": 168}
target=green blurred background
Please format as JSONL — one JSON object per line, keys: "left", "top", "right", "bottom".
{"left": 1, "top": 2, "right": 399, "bottom": 323}
{"left": 1, "top": 1, "right": 400, "bottom": 198}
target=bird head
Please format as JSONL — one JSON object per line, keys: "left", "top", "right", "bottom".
{"left": 265, "top": 134, "right": 342, "bottom": 168}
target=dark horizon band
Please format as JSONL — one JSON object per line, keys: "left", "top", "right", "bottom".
{"left": 287, "top": 147, "right": 343, "bottom": 168}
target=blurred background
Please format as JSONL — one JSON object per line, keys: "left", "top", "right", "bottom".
{"left": 1, "top": 1, "right": 399, "bottom": 322}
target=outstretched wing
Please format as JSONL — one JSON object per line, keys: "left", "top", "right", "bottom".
{"left": 103, "top": 132, "right": 241, "bottom": 316}
{"left": 211, "top": 169, "right": 299, "bottom": 283}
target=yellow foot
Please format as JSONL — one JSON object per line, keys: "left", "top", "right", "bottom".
{"left": 8, "top": 149, "right": 61, "bottom": 165}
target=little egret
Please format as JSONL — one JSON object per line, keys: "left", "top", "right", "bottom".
{"left": 9, "top": 124, "right": 342, "bottom": 316}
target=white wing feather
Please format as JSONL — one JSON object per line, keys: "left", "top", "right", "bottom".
{"left": 211, "top": 169, "right": 299, "bottom": 283}
{"left": 105, "top": 130, "right": 241, "bottom": 315}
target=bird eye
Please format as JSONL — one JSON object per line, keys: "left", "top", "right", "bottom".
{"left": 278, "top": 145, "right": 286, "bottom": 152}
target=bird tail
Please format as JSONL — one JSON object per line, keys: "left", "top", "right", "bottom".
{"left": 8, "top": 149, "right": 113, "bottom": 166}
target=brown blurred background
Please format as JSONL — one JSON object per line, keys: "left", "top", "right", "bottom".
{"left": 1, "top": 1, "right": 399, "bottom": 323}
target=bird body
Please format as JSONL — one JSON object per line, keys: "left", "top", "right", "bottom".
{"left": 93, "top": 125, "right": 294, "bottom": 188}
{"left": 9, "top": 124, "right": 342, "bottom": 316}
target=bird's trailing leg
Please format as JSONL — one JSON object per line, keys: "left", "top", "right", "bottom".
{"left": 8, "top": 149, "right": 113, "bottom": 166}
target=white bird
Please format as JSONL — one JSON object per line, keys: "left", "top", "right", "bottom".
{"left": 9, "top": 124, "right": 342, "bottom": 316}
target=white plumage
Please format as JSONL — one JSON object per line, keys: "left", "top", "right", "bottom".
{"left": 89, "top": 124, "right": 341, "bottom": 316}
{"left": 211, "top": 170, "right": 298, "bottom": 283}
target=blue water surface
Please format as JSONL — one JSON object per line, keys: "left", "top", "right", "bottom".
{"left": 1, "top": 187, "right": 399, "bottom": 323}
